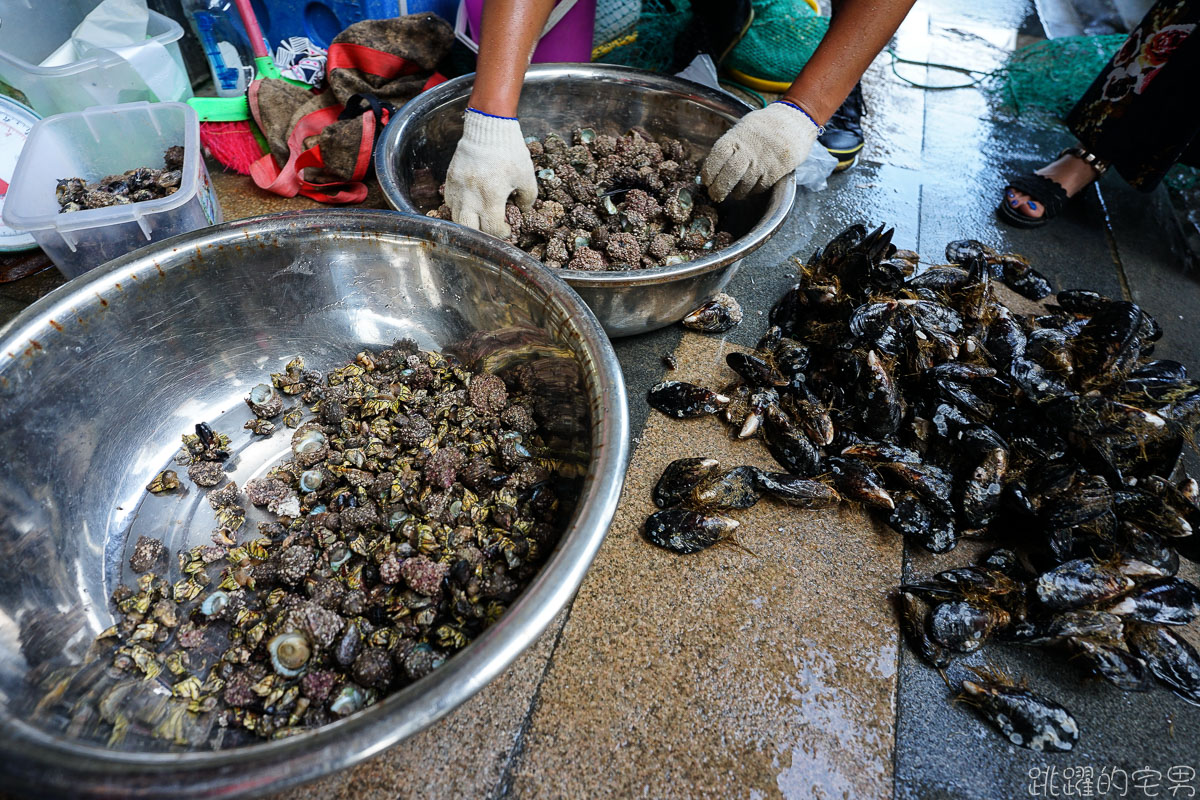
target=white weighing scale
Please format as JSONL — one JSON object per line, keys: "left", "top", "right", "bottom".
{"left": 0, "top": 94, "right": 40, "bottom": 253}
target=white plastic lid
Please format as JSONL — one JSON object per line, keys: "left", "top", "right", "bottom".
{"left": 0, "top": 95, "right": 39, "bottom": 252}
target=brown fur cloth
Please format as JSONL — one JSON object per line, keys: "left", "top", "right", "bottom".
{"left": 253, "top": 13, "right": 453, "bottom": 184}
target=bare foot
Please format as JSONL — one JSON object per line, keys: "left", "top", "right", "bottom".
{"left": 1003, "top": 150, "right": 1102, "bottom": 220}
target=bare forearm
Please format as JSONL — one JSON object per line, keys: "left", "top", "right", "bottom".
{"left": 782, "top": 0, "right": 916, "bottom": 124}
{"left": 468, "top": 0, "right": 558, "bottom": 117}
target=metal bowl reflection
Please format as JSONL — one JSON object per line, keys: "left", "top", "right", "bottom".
{"left": 375, "top": 63, "right": 796, "bottom": 337}
{"left": 0, "top": 209, "right": 628, "bottom": 798}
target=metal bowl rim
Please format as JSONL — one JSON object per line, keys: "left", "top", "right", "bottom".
{"left": 0, "top": 209, "right": 629, "bottom": 791}
{"left": 374, "top": 63, "right": 797, "bottom": 289}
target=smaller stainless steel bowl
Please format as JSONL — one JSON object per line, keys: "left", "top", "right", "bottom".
{"left": 375, "top": 63, "right": 797, "bottom": 338}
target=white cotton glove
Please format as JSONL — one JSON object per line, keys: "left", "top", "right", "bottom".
{"left": 445, "top": 109, "right": 538, "bottom": 238}
{"left": 702, "top": 101, "right": 822, "bottom": 202}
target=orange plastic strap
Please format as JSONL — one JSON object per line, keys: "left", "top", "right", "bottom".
{"left": 326, "top": 42, "right": 421, "bottom": 78}
{"left": 291, "top": 112, "right": 374, "bottom": 204}
{"left": 248, "top": 98, "right": 367, "bottom": 204}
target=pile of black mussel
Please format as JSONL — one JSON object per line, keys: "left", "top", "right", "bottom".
{"left": 644, "top": 223, "right": 1200, "bottom": 752}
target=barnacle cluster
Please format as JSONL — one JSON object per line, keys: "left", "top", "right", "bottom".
{"left": 431, "top": 128, "right": 733, "bottom": 270}
{"left": 56, "top": 146, "right": 184, "bottom": 213}
{"left": 44, "top": 340, "right": 584, "bottom": 748}
{"left": 646, "top": 224, "right": 1200, "bottom": 752}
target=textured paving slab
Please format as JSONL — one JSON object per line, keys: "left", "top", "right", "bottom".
{"left": 507, "top": 330, "right": 904, "bottom": 799}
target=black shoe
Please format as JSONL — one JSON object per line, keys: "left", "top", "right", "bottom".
{"left": 671, "top": 0, "right": 754, "bottom": 71}
{"left": 819, "top": 82, "right": 866, "bottom": 172}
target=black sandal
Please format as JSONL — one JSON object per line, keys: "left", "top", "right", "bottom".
{"left": 997, "top": 173, "right": 1069, "bottom": 229}
{"left": 997, "top": 147, "right": 1109, "bottom": 229}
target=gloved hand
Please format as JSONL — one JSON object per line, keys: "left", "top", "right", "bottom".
{"left": 701, "top": 101, "right": 822, "bottom": 202}
{"left": 445, "top": 109, "right": 538, "bottom": 238}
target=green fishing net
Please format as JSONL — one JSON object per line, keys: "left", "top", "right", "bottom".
{"left": 593, "top": 0, "right": 692, "bottom": 73}
{"left": 593, "top": 0, "right": 829, "bottom": 82}
{"left": 723, "top": 0, "right": 828, "bottom": 84}
{"left": 991, "top": 35, "right": 1126, "bottom": 117}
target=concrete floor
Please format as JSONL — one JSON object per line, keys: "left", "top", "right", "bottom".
{"left": 3, "top": 0, "right": 1199, "bottom": 796}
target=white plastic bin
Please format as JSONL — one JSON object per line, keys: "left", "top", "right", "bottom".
{"left": 2, "top": 102, "right": 223, "bottom": 280}
{"left": 0, "top": 2, "right": 191, "bottom": 117}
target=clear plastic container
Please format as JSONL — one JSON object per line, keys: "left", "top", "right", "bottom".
{"left": 0, "top": 2, "right": 191, "bottom": 118}
{"left": 2, "top": 102, "right": 223, "bottom": 280}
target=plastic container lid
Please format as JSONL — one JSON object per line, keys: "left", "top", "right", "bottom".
{"left": 0, "top": 95, "right": 39, "bottom": 252}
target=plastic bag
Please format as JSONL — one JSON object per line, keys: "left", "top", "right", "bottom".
{"left": 39, "top": 0, "right": 189, "bottom": 104}
{"left": 793, "top": 142, "right": 838, "bottom": 192}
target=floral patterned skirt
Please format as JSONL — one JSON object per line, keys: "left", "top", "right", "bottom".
{"left": 1065, "top": 0, "right": 1200, "bottom": 191}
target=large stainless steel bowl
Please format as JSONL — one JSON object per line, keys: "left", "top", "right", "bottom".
{"left": 0, "top": 210, "right": 629, "bottom": 798}
{"left": 375, "top": 64, "right": 797, "bottom": 338}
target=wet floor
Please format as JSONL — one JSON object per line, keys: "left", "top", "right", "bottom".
{"left": 3, "top": 0, "right": 1199, "bottom": 796}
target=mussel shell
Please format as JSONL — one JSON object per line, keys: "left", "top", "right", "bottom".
{"left": 840, "top": 441, "right": 921, "bottom": 464}
{"left": 960, "top": 447, "right": 1008, "bottom": 527}
{"left": 682, "top": 293, "right": 743, "bottom": 334}
{"left": 1106, "top": 522, "right": 1180, "bottom": 576}
{"left": 647, "top": 381, "right": 730, "bottom": 419}
{"left": 1003, "top": 265, "right": 1053, "bottom": 300}
{"left": 1054, "top": 289, "right": 1111, "bottom": 315}
{"left": 978, "top": 547, "right": 1021, "bottom": 576}
{"left": 885, "top": 489, "right": 927, "bottom": 535}
{"left": 895, "top": 591, "right": 953, "bottom": 669}
{"left": 762, "top": 405, "right": 822, "bottom": 477}
{"left": 822, "top": 224, "right": 868, "bottom": 264}
{"left": 1105, "top": 578, "right": 1200, "bottom": 625}
{"left": 1035, "top": 471, "right": 1113, "bottom": 530}
{"left": 826, "top": 456, "right": 894, "bottom": 511}
{"left": 1004, "top": 610, "right": 1124, "bottom": 646}
{"left": 753, "top": 471, "right": 841, "bottom": 508}
{"left": 906, "top": 265, "right": 972, "bottom": 292}
{"left": 985, "top": 314, "right": 1027, "bottom": 366}
{"left": 755, "top": 326, "right": 783, "bottom": 355}
{"left": 772, "top": 341, "right": 811, "bottom": 378}
{"left": 642, "top": 508, "right": 739, "bottom": 554}
{"left": 1125, "top": 623, "right": 1200, "bottom": 705}
{"left": 1009, "top": 357, "right": 1072, "bottom": 402}
{"left": 335, "top": 624, "right": 363, "bottom": 666}
{"left": 726, "top": 351, "right": 786, "bottom": 388}
{"left": 944, "top": 239, "right": 997, "bottom": 266}
{"left": 653, "top": 457, "right": 721, "bottom": 508}
{"left": 1071, "top": 300, "right": 1148, "bottom": 382}
{"left": 878, "top": 462, "right": 955, "bottom": 519}
{"left": 689, "top": 465, "right": 761, "bottom": 510}
{"left": 929, "top": 566, "right": 1020, "bottom": 598}
{"left": 958, "top": 679, "right": 1079, "bottom": 752}
{"left": 857, "top": 350, "right": 902, "bottom": 437}
{"left": 849, "top": 301, "right": 898, "bottom": 339}
{"left": 1068, "top": 638, "right": 1152, "bottom": 691}
{"left": 927, "top": 600, "right": 1008, "bottom": 653}
{"left": 1034, "top": 558, "right": 1134, "bottom": 612}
